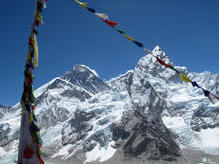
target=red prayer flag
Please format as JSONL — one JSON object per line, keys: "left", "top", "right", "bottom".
{"left": 39, "top": 156, "right": 45, "bottom": 164}
{"left": 29, "top": 37, "right": 33, "bottom": 45}
{"left": 156, "top": 57, "right": 170, "bottom": 68}
{"left": 35, "top": 19, "right": 41, "bottom": 26}
{"left": 23, "top": 145, "right": 34, "bottom": 159}
{"left": 104, "top": 20, "right": 118, "bottom": 27}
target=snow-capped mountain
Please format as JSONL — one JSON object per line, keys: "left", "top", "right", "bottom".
{"left": 62, "top": 65, "right": 110, "bottom": 94}
{"left": 0, "top": 46, "right": 219, "bottom": 164}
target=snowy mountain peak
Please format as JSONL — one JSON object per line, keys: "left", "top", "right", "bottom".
{"left": 61, "top": 65, "right": 110, "bottom": 94}
{"left": 73, "top": 65, "right": 99, "bottom": 77}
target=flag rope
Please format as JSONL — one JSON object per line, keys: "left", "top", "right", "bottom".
{"left": 18, "top": 0, "right": 48, "bottom": 163}
{"left": 73, "top": 0, "right": 219, "bottom": 103}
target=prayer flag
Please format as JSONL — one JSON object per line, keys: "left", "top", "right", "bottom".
{"left": 87, "top": 7, "right": 95, "bottom": 13}
{"left": 104, "top": 20, "right": 118, "bottom": 27}
{"left": 74, "top": 0, "right": 87, "bottom": 8}
{"left": 191, "top": 81, "right": 200, "bottom": 88}
{"left": 133, "top": 41, "right": 144, "bottom": 48}
{"left": 180, "top": 73, "right": 191, "bottom": 82}
{"left": 203, "top": 89, "right": 210, "bottom": 97}
{"left": 156, "top": 57, "right": 170, "bottom": 68}
{"left": 95, "top": 13, "right": 109, "bottom": 20}
{"left": 32, "top": 34, "right": 39, "bottom": 67}
{"left": 123, "top": 34, "right": 135, "bottom": 41}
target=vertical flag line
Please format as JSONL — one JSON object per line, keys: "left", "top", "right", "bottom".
{"left": 18, "top": 0, "right": 47, "bottom": 163}
{"left": 73, "top": 0, "right": 219, "bottom": 103}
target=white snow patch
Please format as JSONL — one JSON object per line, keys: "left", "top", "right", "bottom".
{"left": 195, "top": 128, "right": 219, "bottom": 155}
{"left": 84, "top": 142, "right": 116, "bottom": 163}
{"left": 52, "top": 144, "right": 73, "bottom": 158}
{"left": 163, "top": 117, "right": 219, "bottom": 155}
{"left": 162, "top": 116, "right": 187, "bottom": 130}
{"left": 108, "top": 70, "right": 133, "bottom": 82}
{"left": 0, "top": 147, "right": 7, "bottom": 156}
{"left": 80, "top": 65, "right": 99, "bottom": 78}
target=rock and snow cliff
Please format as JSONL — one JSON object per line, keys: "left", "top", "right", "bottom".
{"left": 0, "top": 46, "right": 219, "bottom": 164}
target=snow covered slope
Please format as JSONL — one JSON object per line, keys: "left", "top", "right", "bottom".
{"left": 0, "top": 46, "right": 219, "bottom": 164}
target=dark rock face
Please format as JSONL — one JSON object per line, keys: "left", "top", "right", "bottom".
{"left": 111, "top": 69, "right": 180, "bottom": 160}
{"left": 61, "top": 109, "right": 95, "bottom": 146}
{"left": 0, "top": 123, "right": 11, "bottom": 146}
{"left": 0, "top": 123, "right": 19, "bottom": 147}
{"left": 190, "top": 106, "right": 219, "bottom": 132}
{"left": 62, "top": 65, "right": 110, "bottom": 94}
{"left": 113, "top": 109, "right": 180, "bottom": 160}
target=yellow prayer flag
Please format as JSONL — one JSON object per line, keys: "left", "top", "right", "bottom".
{"left": 32, "top": 34, "right": 39, "bottom": 67}
{"left": 26, "top": 53, "right": 32, "bottom": 63}
{"left": 123, "top": 34, "right": 135, "bottom": 42}
{"left": 28, "top": 113, "right": 33, "bottom": 123}
{"left": 180, "top": 73, "right": 191, "bottom": 82}
{"left": 74, "top": 0, "right": 87, "bottom": 8}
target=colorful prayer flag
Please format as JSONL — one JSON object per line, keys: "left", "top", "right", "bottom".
{"left": 180, "top": 73, "right": 191, "bottom": 82}
{"left": 87, "top": 7, "right": 95, "bottom": 13}
{"left": 191, "top": 81, "right": 200, "bottom": 88}
{"left": 203, "top": 89, "right": 210, "bottom": 97}
{"left": 23, "top": 145, "right": 34, "bottom": 159}
{"left": 95, "top": 13, "right": 109, "bottom": 20}
{"left": 133, "top": 41, "right": 144, "bottom": 48}
{"left": 74, "top": 0, "right": 87, "bottom": 8}
{"left": 104, "top": 19, "right": 118, "bottom": 27}
{"left": 32, "top": 34, "right": 39, "bottom": 67}
{"left": 156, "top": 57, "right": 170, "bottom": 68}
{"left": 123, "top": 33, "right": 135, "bottom": 41}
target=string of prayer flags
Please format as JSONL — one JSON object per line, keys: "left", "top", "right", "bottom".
{"left": 152, "top": 55, "right": 218, "bottom": 103}
{"left": 74, "top": 0, "right": 144, "bottom": 49}
{"left": 18, "top": 0, "right": 48, "bottom": 163}
{"left": 73, "top": 0, "right": 219, "bottom": 103}
{"left": 153, "top": 56, "right": 218, "bottom": 103}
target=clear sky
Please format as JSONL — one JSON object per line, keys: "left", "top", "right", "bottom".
{"left": 0, "top": 0, "right": 219, "bottom": 105}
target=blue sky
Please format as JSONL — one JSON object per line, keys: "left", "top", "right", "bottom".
{"left": 0, "top": 0, "right": 219, "bottom": 105}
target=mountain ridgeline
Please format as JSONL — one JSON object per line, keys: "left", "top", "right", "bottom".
{"left": 0, "top": 46, "right": 219, "bottom": 163}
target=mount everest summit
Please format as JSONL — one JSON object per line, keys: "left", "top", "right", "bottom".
{"left": 0, "top": 46, "right": 219, "bottom": 164}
